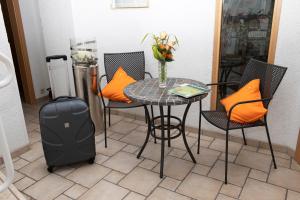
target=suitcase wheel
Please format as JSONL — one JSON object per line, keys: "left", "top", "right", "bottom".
{"left": 47, "top": 166, "right": 54, "bottom": 173}
{"left": 88, "top": 157, "right": 95, "bottom": 164}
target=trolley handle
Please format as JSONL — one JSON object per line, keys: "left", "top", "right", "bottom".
{"left": 46, "top": 55, "right": 67, "bottom": 63}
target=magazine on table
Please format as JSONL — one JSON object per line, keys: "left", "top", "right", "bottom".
{"left": 168, "top": 83, "right": 210, "bottom": 98}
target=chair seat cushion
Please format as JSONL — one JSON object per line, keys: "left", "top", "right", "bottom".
{"left": 101, "top": 67, "right": 136, "bottom": 103}
{"left": 220, "top": 79, "right": 267, "bottom": 123}
{"left": 202, "top": 111, "right": 265, "bottom": 130}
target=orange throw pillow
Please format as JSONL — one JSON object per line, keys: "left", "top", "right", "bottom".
{"left": 100, "top": 67, "right": 136, "bottom": 103}
{"left": 220, "top": 79, "right": 267, "bottom": 123}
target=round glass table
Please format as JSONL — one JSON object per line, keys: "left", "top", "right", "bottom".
{"left": 124, "top": 78, "right": 209, "bottom": 178}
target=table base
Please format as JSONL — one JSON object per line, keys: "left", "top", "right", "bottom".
{"left": 137, "top": 103, "right": 196, "bottom": 178}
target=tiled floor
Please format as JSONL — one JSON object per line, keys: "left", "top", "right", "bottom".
{"left": 1, "top": 103, "right": 300, "bottom": 200}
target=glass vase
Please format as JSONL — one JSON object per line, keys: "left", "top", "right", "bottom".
{"left": 158, "top": 61, "right": 167, "bottom": 88}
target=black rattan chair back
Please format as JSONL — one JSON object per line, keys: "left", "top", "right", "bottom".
{"left": 239, "top": 59, "right": 287, "bottom": 106}
{"left": 104, "top": 51, "right": 145, "bottom": 82}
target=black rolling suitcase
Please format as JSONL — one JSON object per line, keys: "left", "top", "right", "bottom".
{"left": 39, "top": 96, "right": 96, "bottom": 172}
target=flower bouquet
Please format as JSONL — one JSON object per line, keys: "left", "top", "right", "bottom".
{"left": 142, "top": 32, "right": 179, "bottom": 88}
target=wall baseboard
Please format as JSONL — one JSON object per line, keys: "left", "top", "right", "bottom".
{"left": 111, "top": 109, "right": 295, "bottom": 157}
{"left": 0, "top": 144, "right": 30, "bottom": 165}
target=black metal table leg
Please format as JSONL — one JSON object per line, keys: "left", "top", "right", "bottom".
{"left": 159, "top": 106, "right": 165, "bottom": 178}
{"left": 151, "top": 105, "right": 157, "bottom": 144}
{"left": 182, "top": 103, "right": 196, "bottom": 163}
{"left": 197, "top": 100, "right": 202, "bottom": 154}
{"left": 137, "top": 106, "right": 152, "bottom": 159}
{"left": 167, "top": 106, "right": 171, "bottom": 147}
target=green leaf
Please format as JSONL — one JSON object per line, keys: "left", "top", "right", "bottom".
{"left": 141, "top": 33, "right": 150, "bottom": 43}
{"left": 152, "top": 45, "right": 165, "bottom": 62}
{"left": 174, "top": 36, "right": 179, "bottom": 46}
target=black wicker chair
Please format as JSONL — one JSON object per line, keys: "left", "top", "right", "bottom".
{"left": 98, "top": 51, "right": 154, "bottom": 148}
{"left": 198, "top": 59, "right": 287, "bottom": 184}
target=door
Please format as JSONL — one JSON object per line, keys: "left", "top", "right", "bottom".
{"left": 211, "top": 0, "right": 282, "bottom": 109}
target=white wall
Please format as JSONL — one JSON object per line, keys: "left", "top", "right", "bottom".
{"left": 37, "top": 0, "right": 76, "bottom": 97}
{"left": 39, "top": 0, "right": 300, "bottom": 150}
{"left": 19, "top": 0, "right": 50, "bottom": 98}
{"left": 0, "top": 5, "right": 29, "bottom": 152}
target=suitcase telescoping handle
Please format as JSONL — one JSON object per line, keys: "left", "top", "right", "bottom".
{"left": 46, "top": 55, "right": 67, "bottom": 63}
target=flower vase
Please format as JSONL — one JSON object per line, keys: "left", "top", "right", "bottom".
{"left": 158, "top": 62, "right": 167, "bottom": 88}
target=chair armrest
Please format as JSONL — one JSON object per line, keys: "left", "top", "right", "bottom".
{"left": 145, "top": 71, "right": 153, "bottom": 79}
{"left": 206, "top": 81, "right": 240, "bottom": 87}
{"left": 226, "top": 97, "right": 272, "bottom": 128}
{"left": 98, "top": 74, "right": 107, "bottom": 107}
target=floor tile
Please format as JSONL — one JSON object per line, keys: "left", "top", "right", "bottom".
{"left": 19, "top": 157, "right": 49, "bottom": 181}
{"left": 170, "top": 136, "right": 197, "bottom": 150}
{"left": 64, "top": 184, "right": 87, "bottom": 199}
{"left": 242, "top": 145, "right": 257, "bottom": 152}
{"left": 13, "top": 158, "right": 29, "bottom": 170}
{"left": 210, "top": 139, "right": 242, "bottom": 155}
{"left": 109, "top": 114, "right": 124, "bottom": 125}
{"left": 122, "top": 144, "right": 139, "bottom": 153}
{"left": 96, "top": 138, "right": 127, "bottom": 156}
{"left": 109, "top": 132, "right": 125, "bottom": 140}
{"left": 66, "top": 164, "right": 111, "bottom": 188}
{"left": 192, "top": 164, "right": 211, "bottom": 176}
{"left": 219, "top": 153, "right": 236, "bottom": 163}
{"left": 177, "top": 173, "right": 222, "bottom": 200}
{"left": 235, "top": 150, "right": 271, "bottom": 172}
{"left": 258, "top": 148, "right": 290, "bottom": 160}
{"left": 291, "top": 159, "right": 300, "bottom": 171}
{"left": 148, "top": 187, "right": 191, "bottom": 200}
{"left": 14, "top": 177, "right": 35, "bottom": 191}
{"left": 276, "top": 157, "right": 290, "bottom": 168}
{"left": 208, "top": 160, "right": 249, "bottom": 186}
{"left": 79, "top": 180, "right": 129, "bottom": 200}
{"left": 20, "top": 142, "right": 44, "bottom": 162}
{"left": 216, "top": 194, "right": 236, "bottom": 200}
{"left": 55, "top": 195, "right": 72, "bottom": 200}
{"left": 248, "top": 169, "right": 268, "bottom": 182}
{"left": 104, "top": 170, "right": 125, "bottom": 184}
{"left": 140, "top": 142, "right": 171, "bottom": 162}
{"left": 54, "top": 166, "right": 75, "bottom": 177}
{"left": 268, "top": 167, "right": 300, "bottom": 192}
{"left": 109, "top": 121, "right": 138, "bottom": 134}
{"left": 184, "top": 146, "right": 220, "bottom": 167}
{"left": 123, "top": 192, "right": 145, "bottom": 200}
{"left": 121, "top": 130, "right": 148, "bottom": 147}
{"left": 103, "top": 151, "right": 141, "bottom": 173}
{"left": 139, "top": 159, "right": 158, "bottom": 170}
{"left": 220, "top": 184, "right": 241, "bottom": 198}
{"left": 24, "top": 174, "right": 73, "bottom": 200}
{"left": 159, "top": 177, "right": 181, "bottom": 191}
{"left": 239, "top": 178, "right": 286, "bottom": 200}
{"left": 287, "top": 190, "right": 300, "bottom": 200}
{"left": 95, "top": 154, "right": 110, "bottom": 164}
{"left": 169, "top": 148, "right": 186, "bottom": 158}
{"left": 153, "top": 156, "right": 194, "bottom": 180}
{"left": 119, "top": 167, "right": 161, "bottom": 196}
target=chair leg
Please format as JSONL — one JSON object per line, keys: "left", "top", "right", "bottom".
{"left": 241, "top": 128, "right": 247, "bottom": 145}
{"left": 197, "top": 100, "right": 202, "bottom": 154}
{"left": 108, "top": 108, "right": 111, "bottom": 127}
{"left": 225, "top": 129, "right": 229, "bottom": 184}
{"left": 104, "top": 108, "right": 107, "bottom": 148}
{"left": 265, "top": 123, "right": 277, "bottom": 169}
{"left": 151, "top": 105, "right": 157, "bottom": 144}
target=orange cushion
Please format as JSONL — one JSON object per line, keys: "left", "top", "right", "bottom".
{"left": 220, "top": 79, "right": 267, "bottom": 123}
{"left": 100, "top": 67, "right": 136, "bottom": 103}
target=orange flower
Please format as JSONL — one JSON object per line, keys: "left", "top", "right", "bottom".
{"left": 166, "top": 54, "right": 173, "bottom": 59}
{"left": 159, "top": 44, "right": 165, "bottom": 50}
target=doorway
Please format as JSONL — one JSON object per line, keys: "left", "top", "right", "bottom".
{"left": 211, "top": 0, "right": 282, "bottom": 109}
{"left": 0, "top": 0, "right": 35, "bottom": 104}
